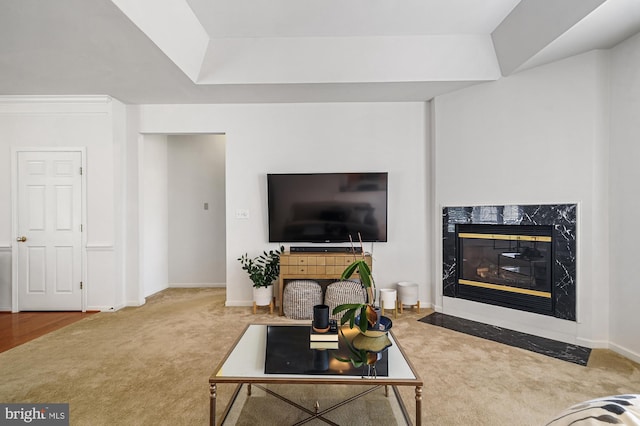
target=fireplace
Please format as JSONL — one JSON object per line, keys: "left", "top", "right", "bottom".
{"left": 456, "top": 224, "right": 554, "bottom": 315}
{"left": 442, "top": 204, "right": 577, "bottom": 321}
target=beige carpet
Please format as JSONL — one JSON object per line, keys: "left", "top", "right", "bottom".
{"left": 224, "top": 384, "right": 402, "bottom": 425}
{"left": 0, "top": 288, "right": 638, "bottom": 425}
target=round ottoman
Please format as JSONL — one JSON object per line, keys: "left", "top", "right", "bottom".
{"left": 324, "top": 280, "right": 367, "bottom": 320}
{"left": 283, "top": 280, "right": 322, "bottom": 320}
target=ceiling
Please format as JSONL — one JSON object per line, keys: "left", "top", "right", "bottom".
{"left": 0, "top": 0, "right": 639, "bottom": 104}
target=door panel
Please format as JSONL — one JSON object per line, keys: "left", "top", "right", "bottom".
{"left": 55, "top": 246, "right": 74, "bottom": 292}
{"left": 27, "top": 247, "right": 46, "bottom": 292}
{"left": 17, "top": 151, "right": 82, "bottom": 311}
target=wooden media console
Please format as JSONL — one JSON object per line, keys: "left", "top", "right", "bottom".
{"left": 277, "top": 251, "right": 372, "bottom": 316}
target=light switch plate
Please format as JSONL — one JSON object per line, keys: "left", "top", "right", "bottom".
{"left": 236, "top": 209, "right": 249, "bottom": 219}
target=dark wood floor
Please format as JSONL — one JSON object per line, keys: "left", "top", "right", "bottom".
{"left": 0, "top": 311, "right": 97, "bottom": 353}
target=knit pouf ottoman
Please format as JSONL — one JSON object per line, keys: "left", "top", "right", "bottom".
{"left": 283, "top": 280, "right": 322, "bottom": 320}
{"left": 324, "top": 280, "right": 367, "bottom": 321}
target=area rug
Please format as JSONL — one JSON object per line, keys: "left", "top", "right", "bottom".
{"left": 419, "top": 312, "right": 591, "bottom": 365}
{"left": 221, "top": 384, "right": 407, "bottom": 425}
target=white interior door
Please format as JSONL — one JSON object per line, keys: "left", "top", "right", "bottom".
{"left": 16, "top": 151, "right": 83, "bottom": 311}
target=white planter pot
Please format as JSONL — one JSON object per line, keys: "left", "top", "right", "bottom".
{"left": 253, "top": 286, "right": 273, "bottom": 307}
{"left": 397, "top": 281, "right": 418, "bottom": 306}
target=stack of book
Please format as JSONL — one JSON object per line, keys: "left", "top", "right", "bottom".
{"left": 310, "top": 327, "right": 339, "bottom": 350}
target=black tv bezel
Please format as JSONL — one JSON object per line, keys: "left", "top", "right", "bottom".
{"left": 266, "top": 172, "right": 388, "bottom": 243}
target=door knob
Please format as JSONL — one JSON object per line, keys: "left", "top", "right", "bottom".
{"left": 16, "top": 236, "right": 27, "bottom": 242}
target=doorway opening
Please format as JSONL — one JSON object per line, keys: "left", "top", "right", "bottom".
{"left": 140, "top": 134, "right": 226, "bottom": 298}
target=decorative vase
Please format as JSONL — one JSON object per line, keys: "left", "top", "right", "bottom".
{"left": 356, "top": 311, "right": 393, "bottom": 338}
{"left": 253, "top": 285, "right": 273, "bottom": 307}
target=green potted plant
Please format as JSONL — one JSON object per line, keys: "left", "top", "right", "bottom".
{"left": 332, "top": 235, "right": 389, "bottom": 336}
{"left": 331, "top": 235, "right": 392, "bottom": 376}
{"left": 238, "top": 245, "right": 284, "bottom": 308}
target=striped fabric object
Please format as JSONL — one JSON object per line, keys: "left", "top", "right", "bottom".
{"left": 283, "top": 280, "right": 322, "bottom": 320}
{"left": 546, "top": 394, "right": 640, "bottom": 425}
{"left": 325, "top": 280, "right": 367, "bottom": 321}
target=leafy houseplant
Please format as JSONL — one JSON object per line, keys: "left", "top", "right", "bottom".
{"left": 331, "top": 236, "right": 379, "bottom": 334}
{"left": 237, "top": 246, "right": 284, "bottom": 288}
{"left": 334, "top": 326, "right": 382, "bottom": 374}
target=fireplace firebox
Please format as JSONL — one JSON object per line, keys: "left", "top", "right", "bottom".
{"left": 456, "top": 224, "right": 553, "bottom": 315}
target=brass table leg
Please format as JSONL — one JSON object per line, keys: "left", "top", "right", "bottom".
{"left": 210, "top": 383, "right": 217, "bottom": 426}
{"left": 415, "top": 385, "right": 423, "bottom": 426}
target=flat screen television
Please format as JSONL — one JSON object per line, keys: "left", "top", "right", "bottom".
{"left": 267, "top": 172, "right": 388, "bottom": 243}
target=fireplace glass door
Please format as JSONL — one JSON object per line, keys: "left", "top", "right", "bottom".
{"left": 456, "top": 224, "right": 553, "bottom": 314}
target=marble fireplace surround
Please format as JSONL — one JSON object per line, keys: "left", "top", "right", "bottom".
{"left": 442, "top": 204, "right": 577, "bottom": 321}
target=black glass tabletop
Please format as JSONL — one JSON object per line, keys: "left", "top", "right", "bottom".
{"left": 264, "top": 325, "right": 388, "bottom": 376}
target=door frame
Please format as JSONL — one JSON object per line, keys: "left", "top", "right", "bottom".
{"left": 11, "top": 147, "right": 88, "bottom": 312}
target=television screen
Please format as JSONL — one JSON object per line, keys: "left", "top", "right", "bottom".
{"left": 267, "top": 172, "right": 388, "bottom": 243}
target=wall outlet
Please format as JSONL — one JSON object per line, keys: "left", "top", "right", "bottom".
{"left": 235, "top": 209, "right": 249, "bottom": 219}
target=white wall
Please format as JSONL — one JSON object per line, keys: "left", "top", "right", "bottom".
{"left": 609, "top": 32, "right": 640, "bottom": 361}
{"left": 140, "top": 134, "right": 169, "bottom": 297}
{"left": 167, "top": 134, "right": 226, "bottom": 286}
{"left": 137, "top": 103, "right": 429, "bottom": 306}
{"left": 111, "top": 98, "right": 127, "bottom": 310}
{"left": 0, "top": 96, "right": 125, "bottom": 311}
{"left": 124, "top": 107, "right": 143, "bottom": 307}
{"left": 433, "top": 51, "right": 612, "bottom": 348}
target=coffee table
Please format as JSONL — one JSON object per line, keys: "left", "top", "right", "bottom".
{"left": 209, "top": 323, "right": 423, "bottom": 425}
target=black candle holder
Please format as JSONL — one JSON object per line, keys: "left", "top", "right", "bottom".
{"left": 312, "top": 304, "right": 330, "bottom": 333}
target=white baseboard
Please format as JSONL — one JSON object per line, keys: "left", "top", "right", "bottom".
{"left": 225, "top": 300, "right": 253, "bottom": 307}
{"left": 609, "top": 342, "right": 640, "bottom": 364}
{"left": 169, "top": 282, "right": 226, "bottom": 288}
{"left": 575, "top": 337, "right": 609, "bottom": 349}
{"left": 143, "top": 287, "right": 167, "bottom": 299}
{"left": 88, "top": 305, "right": 120, "bottom": 312}
{"left": 125, "top": 299, "right": 146, "bottom": 307}
{"left": 419, "top": 301, "right": 435, "bottom": 312}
